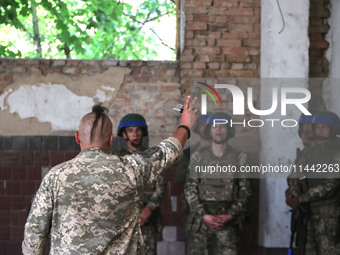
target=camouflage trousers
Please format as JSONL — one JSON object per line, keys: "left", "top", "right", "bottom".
{"left": 304, "top": 204, "right": 340, "bottom": 255}
{"left": 187, "top": 219, "right": 239, "bottom": 255}
{"left": 141, "top": 223, "right": 157, "bottom": 255}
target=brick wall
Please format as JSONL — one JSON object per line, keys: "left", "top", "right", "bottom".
{"left": 308, "top": 0, "right": 330, "bottom": 110}
{"left": 180, "top": 0, "right": 261, "bottom": 94}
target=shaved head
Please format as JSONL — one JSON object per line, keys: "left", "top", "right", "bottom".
{"left": 77, "top": 105, "right": 113, "bottom": 151}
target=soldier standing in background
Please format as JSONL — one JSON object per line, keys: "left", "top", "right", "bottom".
{"left": 22, "top": 96, "right": 197, "bottom": 255}
{"left": 113, "top": 113, "right": 165, "bottom": 255}
{"left": 185, "top": 112, "right": 251, "bottom": 255}
{"left": 288, "top": 110, "right": 340, "bottom": 255}
{"left": 286, "top": 111, "right": 318, "bottom": 254}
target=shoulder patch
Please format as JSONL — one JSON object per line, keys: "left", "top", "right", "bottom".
{"left": 136, "top": 147, "right": 160, "bottom": 158}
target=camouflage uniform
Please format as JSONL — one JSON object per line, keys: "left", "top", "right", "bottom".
{"left": 113, "top": 146, "right": 165, "bottom": 255}
{"left": 22, "top": 137, "right": 182, "bottom": 255}
{"left": 185, "top": 145, "right": 251, "bottom": 255}
{"left": 297, "top": 139, "right": 340, "bottom": 255}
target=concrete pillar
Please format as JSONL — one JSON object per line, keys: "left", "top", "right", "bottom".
{"left": 324, "top": 0, "right": 340, "bottom": 113}
{"left": 259, "top": 0, "right": 310, "bottom": 247}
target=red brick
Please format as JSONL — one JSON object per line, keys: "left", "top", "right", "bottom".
{"left": 249, "top": 33, "right": 260, "bottom": 39}
{"left": 231, "top": 63, "right": 244, "bottom": 70}
{"left": 186, "top": 38, "right": 207, "bottom": 47}
{"left": 185, "top": 30, "right": 194, "bottom": 39}
{"left": 222, "top": 48, "right": 248, "bottom": 55}
{"left": 243, "top": 39, "right": 260, "bottom": 47}
{"left": 227, "top": 8, "right": 254, "bottom": 16}
{"left": 180, "top": 62, "right": 192, "bottom": 69}
{"left": 186, "top": 14, "right": 194, "bottom": 22}
{"left": 215, "top": 70, "right": 231, "bottom": 77}
{"left": 180, "top": 55, "right": 195, "bottom": 62}
{"left": 186, "top": 22, "right": 207, "bottom": 31}
{"left": 198, "top": 55, "right": 210, "bottom": 62}
{"left": 222, "top": 32, "right": 249, "bottom": 39}
{"left": 310, "top": 33, "right": 323, "bottom": 41}
{"left": 193, "top": 62, "right": 206, "bottom": 69}
{"left": 213, "top": 0, "right": 238, "bottom": 8}
{"left": 227, "top": 55, "right": 251, "bottom": 63}
{"left": 182, "top": 49, "right": 193, "bottom": 55}
{"left": 228, "top": 24, "right": 254, "bottom": 32}
{"left": 230, "top": 70, "right": 258, "bottom": 77}
{"left": 310, "top": 40, "right": 329, "bottom": 49}
{"left": 209, "top": 7, "right": 228, "bottom": 15}
{"left": 217, "top": 40, "right": 242, "bottom": 47}
{"left": 210, "top": 55, "right": 226, "bottom": 62}
{"left": 194, "top": 15, "right": 211, "bottom": 23}
{"left": 196, "top": 47, "right": 221, "bottom": 55}
{"left": 193, "top": 0, "right": 212, "bottom": 6}
{"left": 249, "top": 48, "right": 260, "bottom": 56}
{"left": 208, "top": 63, "right": 220, "bottom": 69}
{"left": 180, "top": 70, "right": 204, "bottom": 78}
{"left": 207, "top": 38, "right": 216, "bottom": 46}
{"left": 215, "top": 16, "right": 227, "bottom": 23}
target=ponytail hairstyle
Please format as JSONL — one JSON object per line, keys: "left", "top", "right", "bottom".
{"left": 90, "top": 104, "right": 108, "bottom": 142}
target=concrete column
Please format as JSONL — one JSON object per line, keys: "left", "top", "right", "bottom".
{"left": 324, "top": 0, "right": 340, "bottom": 113}
{"left": 259, "top": 0, "right": 310, "bottom": 247}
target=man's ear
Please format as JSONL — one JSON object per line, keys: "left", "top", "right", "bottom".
{"left": 75, "top": 131, "right": 80, "bottom": 144}
{"left": 122, "top": 131, "right": 128, "bottom": 139}
{"left": 109, "top": 133, "right": 113, "bottom": 146}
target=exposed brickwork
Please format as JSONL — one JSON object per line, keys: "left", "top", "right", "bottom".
{"left": 180, "top": 0, "right": 261, "bottom": 95}
{"left": 308, "top": 0, "right": 330, "bottom": 110}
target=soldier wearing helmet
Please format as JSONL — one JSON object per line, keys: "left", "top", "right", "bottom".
{"left": 114, "top": 113, "right": 165, "bottom": 255}
{"left": 184, "top": 112, "right": 251, "bottom": 255}
{"left": 287, "top": 110, "right": 340, "bottom": 255}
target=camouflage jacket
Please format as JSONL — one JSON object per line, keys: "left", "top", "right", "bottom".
{"left": 184, "top": 145, "right": 251, "bottom": 220}
{"left": 22, "top": 137, "right": 182, "bottom": 255}
{"left": 113, "top": 146, "right": 166, "bottom": 210}
{"left": 298, "top": 140, "right": 340, "bottom": 205}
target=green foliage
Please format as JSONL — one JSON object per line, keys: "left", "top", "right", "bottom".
{"left": 0, "top": 0, "right": 176, "bottom": 60}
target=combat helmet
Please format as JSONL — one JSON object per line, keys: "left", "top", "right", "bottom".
{"left": 312, "top": 110, "right": 340, "bottom": 135}
{"left": 204, "top": 111, "right": 235, "bottom": 139}
{"left": 117, "top": 113, "right": 148, "bottom": 137}
{"left": 298, "top": 109, "right": 320, "bottom": 137}
{"left": 192, "top": 113, "right": 210, "bottom": 135}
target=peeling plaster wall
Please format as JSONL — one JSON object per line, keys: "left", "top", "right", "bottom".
{"left": 0, "top": 68, "right": 128, "bottom": 135}
{"left": 0, "top": 60, "right": 181, "bottom": 143}
{"left": 260, "top": 0, "right": 310, "bottom": 247}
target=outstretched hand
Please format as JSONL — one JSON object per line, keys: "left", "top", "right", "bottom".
{"left": 180, "top": 96, "right": 198, "bottom": 129}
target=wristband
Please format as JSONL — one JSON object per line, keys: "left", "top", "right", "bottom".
{"left": 178, "top": 125, "right": 190, "bottom": 138}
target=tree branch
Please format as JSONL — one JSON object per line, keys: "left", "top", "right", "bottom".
{"left": 149, "top": 27, "right": 175, "bottom": 51}
{"left": 31, "top": 3, "right": 42, "bottom": 57}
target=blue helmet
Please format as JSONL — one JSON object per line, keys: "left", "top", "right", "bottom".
{"left": 117, "top": 113, "right": 148, "bottom": 137}
{"left": 204, "top": 112, "right": 235, "bottom": 139}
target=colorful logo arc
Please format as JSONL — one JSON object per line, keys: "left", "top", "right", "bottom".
{"left": 196, "top": 82, "right": 223, "bottom": 106}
